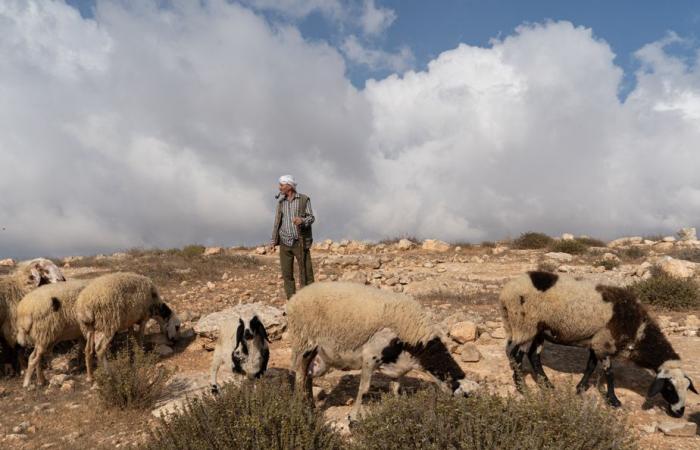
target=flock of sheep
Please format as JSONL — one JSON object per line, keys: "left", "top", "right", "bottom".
{"left": 0, "top": 257, "right": 695, "bottom": 425}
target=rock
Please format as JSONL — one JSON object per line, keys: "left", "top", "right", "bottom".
{"left": 6, "top": 434, "right": 28, "bottom": 441}
{"left": 685, "top": 315, "right": 700, "bottom": 329}
{"left": 194, "top": 303, "right": 286, "bottom": 341}
{"left": 0, "top": 258, "right": 16, "bottom": 267}
{"left": 602, "top": 253, "right": 620, "bottom": 262}
{"left": 561, "top": 233, "right": 575, "bottom": 241}
{"left": 476, "top": 332, "right": 494, "bottom": 345}
{"left": 206, "top": 281, "right": 216, "bottom": 290}
{"left": 423, "top": 262, "right": 435, "bottom": 268}
{"left": 422, "top": 239, "right": 450, "bottom": 252}
{"left": 395, "top": 239, "right": 415, "bottom": 251}
{"left": 545, "top": 252, "right": 573, "bottom": 262}
{"left": 657, "top": 257, "right": 697, "bottom": 278}
{"left": 12, "top": 422, "right": 30, "bottom": 434}
{"left": 385, "top": 277, "right": 398, "bottom": 286}
{"left": 340, "top": 270, "right": 367, "bottom": 284}
{"left": 677, "top": 227, "right": 697, "bottom": 241}
{"left": 470, "top": 256, "right": 484, "bottom": 264}
{"left": 254, "top": 246, "right": 267, "bottom": 255}
{"left": 459, "top": 344, "right": 481, "bottom": 362}
{"left": 653, "top": 242, "right": 674, "bottom": 252}
{"left": 204, "top": 247, "right": 223, "bottom": 256}
{"left": 50, "top": 354, "right": 71, "bottom": 373}
{"left": 449, "top": 321, "right": 477, "bottom": 344}
{"left": 49, "top": 374, "right": 70, "bottom": 387}
{"left": 638, "top": 421, "right": 657, "bottom": 434}
{"left": 491, "top": 327, "right": 507, "bottom": 339}
{"left": 492, "top": 246, "right": 507, "bottom": 255}
{"left": 658, "top": 420, "right": 697, "bottom": 437}
{"left": 154, "top": 345, "right": 174, "bottom": 357}
{"left": 608, "top": 236, "right": 643, "bottom": 248}
{"left": 346, "top": 241, "right": 369, "bottom": 252}
{"left": 663, "top": 236, "right": 676, "bottom": 242}
{"left": 60, "top": 380, "right": 75, "bottom": 392}
{"left": 557, "top": 265, "right": 574, "bottom": 273}
{"left": 635, "top": 261, "right": 652, "bottom": 277}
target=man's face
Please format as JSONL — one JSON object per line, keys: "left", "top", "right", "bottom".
{"left": 279, "top": 183, "right": 293, "bottom": 194}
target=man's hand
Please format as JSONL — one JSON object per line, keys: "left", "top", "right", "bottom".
{"left": 267, "top": 242, "right": 276, "bottom": 253}
{"left": 292, "top": 217, "right": 303, "bottom": 225}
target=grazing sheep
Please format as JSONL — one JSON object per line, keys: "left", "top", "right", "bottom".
{"left": 16, "top": 279, "right": 89, "bottom": 387}
{"left": 0, "top": 258, "right": 65, "bottom": 372}
{"left": 500, "top": 271, "right": 697, "bottom": 417}
{"left": 74, "top": 272, "right": 181, "bottom": 381}
{"left": 287, "top": 282, "right": 479, "bottom": 421}
{"left": 209, "top": 314, "right": 270, "bottom": 394}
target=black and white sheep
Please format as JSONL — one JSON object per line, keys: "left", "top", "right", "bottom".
{"left": 287, "top": 281, "right": 479, "bottom": 420}
{"left": 209, "top": 314, "right": 270, "bottom": 394}
{"left": 16, "top": 279, "right": 89, "bottom": 387}
{"left": 0, "top": 258, "right": 65, "bottom": 373}
{"left": 500, "top": 271, "right": 697, "bottom": 417}
{"left": 74, "top": 272, "right": 180, "bottom": 381}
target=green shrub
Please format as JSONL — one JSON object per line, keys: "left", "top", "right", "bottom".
{"left": 144, "top": 378, "right": 342, "bottom": 450}
{"left": 180, "top": 244, "right": 206, "bottom": 258}
{"left": 671, "top": 248, "right": 700, "bottom": 263}
{"left": 593, "top": 259, "right": 620, "bottom": 271}
{"left": 351, "top": 388, "right": 635, "bottom": 450}
{"left": 619, "top": 246, "right": 648, "bottom": 260}
{"left": 480, "top": 241, "right": 496, "bottom": 248}
{"left": 549, "top": 239, "right": 588, "bottom": 255}
{"left": 512, "top": 232, "right": 553, "bottom": 249}
{"left": 631, "top": 269, "right": 700, "bottom": 310}
{"left": 95, "top": 338, "right": 172, "bottom": 410}
{"left": 537, "top": 260, "right": 559, "bottom": 273}
{"left": 575, "top": 237, "right": 607, "bottom": 247}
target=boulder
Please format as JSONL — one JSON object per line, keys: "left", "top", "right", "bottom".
{"left": 395, "top": 239, "right": 415, "bottom": 251}
{"left": 677, "top": 227, "right": 697, "bottom": 241}
{"left": 0, "top": 258, "right": 16, "bottom": 267}
{"left": 658, "top": 420, "right": 697, "bottom": 437}
{"left": 204, "top": 247, "right": 223, "bottom": 256}
{"left": 561, "top": 233, "right": 575, "bottom": 241}
{"left": 422, "top": 239, "right": 450, "bottom": 252}
{"left": 194, "top": 302, "right": 286, "bottom": 341}
{"left": 340, "top": 270, "right": 368, "bottom": 284}
{"left": 459, "top": 344, "right": 481, "bottom": 362}
{"left": 657, "top": 257, "right": 697, "bottom": 278}
{"left": 545, "top": 252, "right": 573, "bottom": 262}
{"left": 449, "top": 321, "right": 477, "bottom": 344}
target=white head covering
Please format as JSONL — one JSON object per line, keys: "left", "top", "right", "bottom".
{"left": 278, "top": 174, "right": 296, "bottom": 188}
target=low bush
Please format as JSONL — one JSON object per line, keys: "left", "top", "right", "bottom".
{"left": 95, "top": 338, "right": 172, "bottom": 410}
{"left": 351, "top": 388, "right": 635, "bottom": 450}
{"left": 549, "top": 239, "right": 589, "bottom": 255}
{"left": 537, "top": 260, "right": 559, "bottom": 272}
{"left": 575, "top": 237, "right": 607, "bottom": 247}
{"left": 631, "top": 268, "right": 700, "bottom": 310}
{"left": 671, "top": 248, "right": 700, "bottom": 263}
{"left": 480, "top": 241, "right": 496, "bottom": 248}
{"left": 618, "top": 246, "right": 648, "bottom": 260}
{"left": 593, "top": 259, "right": 620, "bottom": 271}
{"left": 512, "top": 232, "right": 553, "bottom": 249}
{"left": 145, "top": 378, "right": 342, "bottom": 450}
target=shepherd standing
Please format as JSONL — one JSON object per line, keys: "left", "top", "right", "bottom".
{"left": 269, "top": 175, "right": 315, "bottom": 299}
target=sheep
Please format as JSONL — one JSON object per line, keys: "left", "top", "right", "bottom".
{"left": 286, "top": 281, "right": 479, "bottom": 421}
{"left": 74, "top": 272, "right": 181, "bottom": 381}
{"left": 209, "top": 314, "right": 270, "bottom": 394}
{"left": 500, "top": 271, "right": 697, "bottom": 417}
{"left": 16, "top": 279, "right": 89, "bottom": 387}
{"left": 0, "top": 258, "right": 65, "bottom": 372}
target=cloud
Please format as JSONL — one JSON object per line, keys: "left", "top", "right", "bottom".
{"left": 239, "top": 0, "right": 343, "bottom": 20}
{"left": 359, "top": 0, "right": 396, "bottom": 36}
{"left": 341, "top": 35, "right": 414, "bottom": 72}
{"left": 1, "top": 4, "right": 700, "bottom": 259}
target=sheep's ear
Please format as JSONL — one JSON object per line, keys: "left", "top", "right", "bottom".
{"left": 235, "top": 319, "right": 244, "bottom": 350}
{"left": 51, "top": 297, "right": 61, "bottom": 312}
{"left": 687, "top": 376, "right": 698, "bottom": 395}
{"left": 250, "top": 315, "right": 269, "bottom": 342}
{"left": 28, "top": 267, "right": 42, "bottom": 287}
{"left": 648, "top": 377, "right": 666, "bottom": 397}
{"left": 159, "top": 303, "right": 172, "bottom": 319}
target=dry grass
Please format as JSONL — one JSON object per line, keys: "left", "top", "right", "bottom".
{"left": 416, "top": 290, "right": 500, "bottom": 306}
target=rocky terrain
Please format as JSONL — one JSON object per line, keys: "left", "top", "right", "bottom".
{"left": 1, "top": 230, "right": 700, "bottom": 449}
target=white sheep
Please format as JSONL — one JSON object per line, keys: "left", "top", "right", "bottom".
{"left": 500, "top": 271, "right": 697, "bottom": 417}
{"left": 16, "top": 279, "right": 89, "bottom": 387}
{"left": 74, "top": 272, "right": 180, "bottom": 381}
{"left": 0, "top": 258, "right": 65, "bottom": 372}
{"left": 209, "top": 314, "right": 270, "bottom": 394}
{"left": 287, "top": 281, "right": 479, "bottom": 421}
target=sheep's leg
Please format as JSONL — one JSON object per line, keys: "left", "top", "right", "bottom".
{"left": 601, "top": 356, "right": 621, "bottom": 407}
{"left": 95, "top": 332, "right": 113, "bottom": 373}
{"left": 292, "top": 348, "right": 317, "bottom": 402}
{"left": 390, "top": 376, "right": 404, "bottom": 396}
{"left": 23, "top": 345, "right": 45, "bottom": 388}
{"left": 84, "top": 330, "right": 95, "bottom": 382}
{"left": 576, "top": 349, "right": 598, "bottom": 394}
{"left": 350, "top": 357, "right": 378, "bottom": 422}
{"left": 36, "top": 344, "right": 53, "bottom": 386}
{"left": 209, "top": 349, "right": 222, "bottom": 394}
{"left": 507, "top": 340, "right": 527, "bottom": 393}
{"left": 527, "top": 334, "right": 552, "bottom": 388}
{"left": 136, "top": 320, "right": 147, "bottom": 346}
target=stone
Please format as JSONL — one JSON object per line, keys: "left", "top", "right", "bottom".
{"left": 657, "top": 257, "right": 697, "bottom": 278}
{"left": 6, "top": 434, "right": 28, "bottom": 441}
{"left": 49, "top": 374, "right": 70, "bottom": 387}
{"left": 607, "top": 236, "right": 643, "bottom": 248}
{"left": 635, "top": 261, "right": 652, "bottom": 277}
{"left": 685, "top": 315, "right": 700, "bottom": 329}
{"left": 254, "top": 246, "right": 267, "bottom": 255}
{"left": 60, "top": 380, "right": 75, "bottom": 392}
{"left": 491, "top": 327, "right": 507, "bottom": 339}
{"left": 653, "top": 242, "right": 674, "bottom": 252}
{"left": 459, "top": 344, "right": 481, "bottom": 362}
{"left": 340, "top": 270, "right": 367, "bottom": 284}
{"left": 663, "top": 236, "right": 676, "bottom": 242}
{"left": 206, "top": 281, "right": 216, "bottom": 290}
{"left": 602, "top": 252, "right": 620, "bottom": 262}
{"left": 658, "top": 420, "right": 697, "bottom": 437}
{"left": 154, "top": 345, "right": 174, "bottom": 357}
{"left": 492, "top": 246, "right": 507, "bottom": 255}
{"left": 12, "top": 422, "right": 30, "bottom": 434}
{"left": 422, "top": 239, "right": 450, "bottom": 252}
{"left": 470, "top": 256, "right": 484, "bottom": 264}
{"left": 561, "top": 233, "right": 574, "bottom": 241}
{"left": 677, "top": 227, "right": 697, "bottom": 241}
{"left": 545, "top": 252, "right": 573, "bottom": 262}
{"left": 423, "top": 262, "right": 435, "bottom": 268}
{"left": 449, "top": 321, "right": 477, "bottom": 344}
{"left": 204, "top": 247, "right": 223, "bottom": 256}
{"left": 638, "top": 421, "right": 657, "bottom": 434}
{"left": 385, "top": 277, "right": 398, "bottom": 286}
{"left": 0, "top": 258, "right": 16, "bottom": 267}
{"left": 194, "top": 302, "right": 286, "bottom": 341}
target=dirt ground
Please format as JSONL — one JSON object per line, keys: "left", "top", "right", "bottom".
{"left": 1, "top": 243, "right": 699, "bottom": 449}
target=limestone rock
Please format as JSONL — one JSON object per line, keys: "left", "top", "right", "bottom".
{"left": 459, "top": 344, "right": 481, "bottom": 362}
{"left": 561, "top": 233, "right": 575, "bottom": 241}
{"left": 422, "top": 239, "right": 450, "bottom": 252}
{"left": 491, "top": 327, "right": 507, "bottom": 339}
{"left": 155, "top": 345, "right": 174, "bottom": 357}
{"left": 194, "top": 303, "right": 286, "bottom": 341}
{"left": 340, "top": 270, "right": 368, "bottom": 284}
{"left": 449, "top": 321, "right": 477, "bottom": 344}
{"left": 254, "top": 246, "right": 267, "bottom": 255}
{"left": 677, "top": 227, "right": 697, "bottom": 241}
{"left": 658, "top": 420, "right": 696, "bottom": 437}
{"left": 204, "top": 247, "right": 223, "bottom": 256}
{"left": 657, "top": 257, "right": 697, "bottom": 278}
{"left": 545, "top": 252, "right": 573, "bottom": 262}
{"left": 0, "top": 258, "right": 16, "bottom": 267}
{"left": 395, "top": 239, "right": 415, "bottom": 251}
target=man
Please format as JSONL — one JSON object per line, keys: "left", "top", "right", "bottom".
{"left": 269, "top": 175, "right": 315, "bottom": 299}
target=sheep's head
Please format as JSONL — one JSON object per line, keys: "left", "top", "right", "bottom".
{"left": 231, "top": 315, "right": 270, "bottom": 379}
{"left": 20, "top": 258, "right": 65, "bottom": 288}
{"left": 150, "top": 301, "right": 181, "bottom": 342}
{"left": 648, "top": 364, "right": 698, "bottom": 418}
{"left": 452, "top": 378, "right": 480, "bottom": 397}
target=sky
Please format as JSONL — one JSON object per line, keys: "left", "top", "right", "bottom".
{"left": 1, "top": 0, "right": 700, "bottom": 259}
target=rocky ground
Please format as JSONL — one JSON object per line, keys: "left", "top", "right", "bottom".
{"left": 1, "top": 232, "right": 700, "bottom": 449}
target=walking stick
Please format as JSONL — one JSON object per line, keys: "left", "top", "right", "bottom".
{"left": 297, "top": 221, "right": 307, "bottom": 289}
